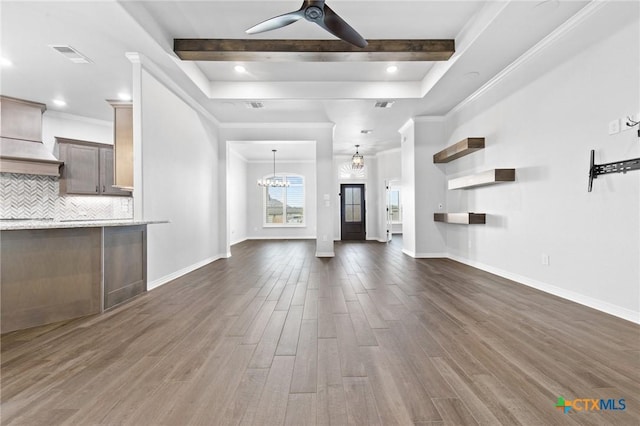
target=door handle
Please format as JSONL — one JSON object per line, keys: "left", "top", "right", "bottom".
{"left": 103, "top": 185, "right": 105, "bottom": 192}
{"left": 96, "top": 185, "right": 99, "bottom": 193}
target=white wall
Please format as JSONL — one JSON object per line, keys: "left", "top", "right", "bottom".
{"left": 414, "top": 118, "right": 447, "bottom": 256}
{"left": 228, "top": 149, "right": 248, "bottom": 245}
{"left": 42, "top": 111, "right": 112, "bottom": 155}
{"left": 376, "top": 149, "right": 402, "bottom": 239}
{"left": 246, "top": 160, "right": 317, "bottom": 239}
{"left": 139, "top": 69, "right": 221, "bottom": 289}
{"left": 333, "top": 155, "right": 381, "bottom": 242}
{"left": 219, "top": 124, "right": 334, "bottom": 256}
{"left": 399, "top": 120, "right": 416, "bottom": 256}
{"left": 438, "top": 2, "right": 639, "bottom": 322}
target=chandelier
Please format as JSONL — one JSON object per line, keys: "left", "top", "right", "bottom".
{"left": 352, "top": 144, "right": 364, "bottom": 169}
{"left": 257, "top": 149, "right": 290, "bottom": 187}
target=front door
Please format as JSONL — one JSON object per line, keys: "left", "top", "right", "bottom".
{"left": 340, "top": 184, "right": 366, "bottom": 240}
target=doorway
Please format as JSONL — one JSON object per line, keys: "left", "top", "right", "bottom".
{"left": 340, "top": 184, "right": 366, "bottom": 240}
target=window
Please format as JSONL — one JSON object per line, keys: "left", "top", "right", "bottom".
{"left": 264, "top": 174, "right": 305, "bottom": 226}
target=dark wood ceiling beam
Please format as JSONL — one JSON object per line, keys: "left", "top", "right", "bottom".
{"left": 173, "top": 39, "right": 455, "bottom": 62}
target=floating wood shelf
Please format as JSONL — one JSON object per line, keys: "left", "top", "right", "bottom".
{"left": 434, "top": 213, "right": 486, "bottom": 225}
{"left": 433, "top": 137, "right": 485, "bottom": 163}
{"left": 448, "top": 169, "right": 515, "bottom": 190}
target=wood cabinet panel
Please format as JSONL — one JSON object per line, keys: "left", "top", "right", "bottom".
{"left": 0, "top": 228, "right": 102, "bottom": 334}
{"left": 58, "top": 138, "right": 129, "bottom": 196}
{"left": 0, "top": 96, "right": 46, "bottom": 142}
{"left": 103, "top": 225, "right": 147, "bottom": 310}
{"left": 62, "top": 143, "right": 101, "bottom": 194}
{"left": 100, "top": 148, "right": 130, "bottom": 196}
{"left": 109, "top": 101, "right": 134, "bottom": 191}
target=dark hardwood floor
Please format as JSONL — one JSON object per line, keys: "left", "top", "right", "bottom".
{"left": 1, "top": 238, "right": 639, "bottom": 425}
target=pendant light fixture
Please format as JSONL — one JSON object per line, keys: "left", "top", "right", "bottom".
{"left": 257, "top": 149, "right": 290, "bottom": 187}
{"left": 352, "top": 144, "right": 364, "bottom": 169}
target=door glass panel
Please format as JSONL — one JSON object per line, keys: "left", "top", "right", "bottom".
{"left": 345, "top": 187, "right": 353, "bottom": 204}
{"left": 353, "top": 206, "right": 361, "bottom": 222}
{"left": 346, "top": 205, "right": 354, "bottom": 222}
{"left": 343, "top": 186, "right": 362, "bottom": 223}
{"left": 352, "top": 188, "right": 361, "bottom": 206}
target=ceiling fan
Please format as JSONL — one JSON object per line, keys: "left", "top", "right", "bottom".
{"left": 245, "top": 0, "right": 368, "bottom": 48}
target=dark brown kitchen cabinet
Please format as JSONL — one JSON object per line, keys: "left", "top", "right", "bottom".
{"left": 57, "top": 137, "right": 130, "bottom": 196}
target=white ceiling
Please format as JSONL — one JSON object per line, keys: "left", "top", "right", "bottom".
{"left": 2, "top": 0, "right": 591, "bottom": 160}
{"left": 231, "top": 140, "right": 316, "bottom": 162}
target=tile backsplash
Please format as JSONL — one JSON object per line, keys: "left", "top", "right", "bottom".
{"left": 0, "top": 173, "right": 133, "bottom": 220}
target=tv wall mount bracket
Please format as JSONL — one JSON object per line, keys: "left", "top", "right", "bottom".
{"left": 588, "top": 149, "right": 640, "bottom": 192}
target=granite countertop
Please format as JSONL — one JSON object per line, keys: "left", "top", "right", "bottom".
{"left": 0, "top": 219, "right": 168, "bottom": 231}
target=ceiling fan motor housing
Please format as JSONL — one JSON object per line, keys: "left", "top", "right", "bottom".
{"left": 304, "top": 6, "right": 324, "bottom": 22}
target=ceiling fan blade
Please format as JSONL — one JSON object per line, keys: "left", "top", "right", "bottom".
{"left": 320, "top": 4, "right": 368, "bottom": 48}
{"left": 246, "top": 10, "right": 305, "bottom": 34}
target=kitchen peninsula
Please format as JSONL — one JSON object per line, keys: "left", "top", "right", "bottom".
{"left": 1, "top": 219, "right": 166, "bottom": 334}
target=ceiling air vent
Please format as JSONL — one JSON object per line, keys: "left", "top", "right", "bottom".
{"left": 49, "top": 45, "right": 92, "bottom": 64}
{"left": 246, "top": 101, "right": 264, "bottom": 109}
{"left": 374, "top": 100, "right": 394, "bottom": 109}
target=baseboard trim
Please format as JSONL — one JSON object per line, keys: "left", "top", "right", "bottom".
{"left": 402, "top": 249, "right": 447, "bottom": 259}
{"left": 316, "top": 251, "right": 335, "bottom": 258}
{"left": 402, "top": 248, "right": 415, "bottom": 257}
{"left": 448, "top": 254, "right": 640, "bottom": 325}
{"left": 230, "top": 237, "right": 248, "bottom": 246}
{"left": 246, "top": 236, "right": 317, "bottom": 240}
{"left": 147, "top": 255, "right": 222, "bottom": 291}
{"left": 416, "top": 252, "right": 448, "bottom": 259}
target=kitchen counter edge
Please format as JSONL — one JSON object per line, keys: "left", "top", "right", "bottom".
{"left": 0, "top": 219, "right": 169, "bottom": 231}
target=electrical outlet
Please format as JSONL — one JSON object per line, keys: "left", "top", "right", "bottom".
{"left": 608, "top": 119, "right": 620, "bottom": 135}
{"left": 541, "top": 254, "right": 550, "bottom": 266}
{"left": 438, "top": 203, "right": 443, "bottom": 210}
{"left": 622, "top": 113, "right": 639, "bottom": 132}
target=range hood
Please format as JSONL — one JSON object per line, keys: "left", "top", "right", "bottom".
{"left": 0, "top": 96, "right": 62, "bottom": 176}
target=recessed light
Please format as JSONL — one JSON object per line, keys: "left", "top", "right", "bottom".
{"left": 52, "top": 99, "right": 67, "bottom": 107}
{"left": 1, "top": 57, "right": 13, "bottom": 67}
{"left": 386, "top": 65, "right": 398, "bottom": 74}
{"left": 118, "top": 92, "right": 132, "bottom": 101}
{"left": 234, "top": 65, "right": 247, "bottom": 73}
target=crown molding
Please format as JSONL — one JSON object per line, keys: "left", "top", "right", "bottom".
{"left": 398, "top": 118, "right": 415, "bottom": 134}
{"left": 132, "top": 52, "right": 221, "bottom": 127}
{"left": 248, "top": 159, "right": 316, "bottom": 164}
{"left": 125, "top": 52, "right": 141, "bottom": 64}
{"left": 220, "top": 122, "right": 335, "bottom": 129}
{"left": 448, "top": 0, "right": 608, "bottom": 117}
{"left": 419, "top": 0, "right": 510, "bottom": 98}
{"left": 228, "top": 147, "right": 249, "bottom": 163}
